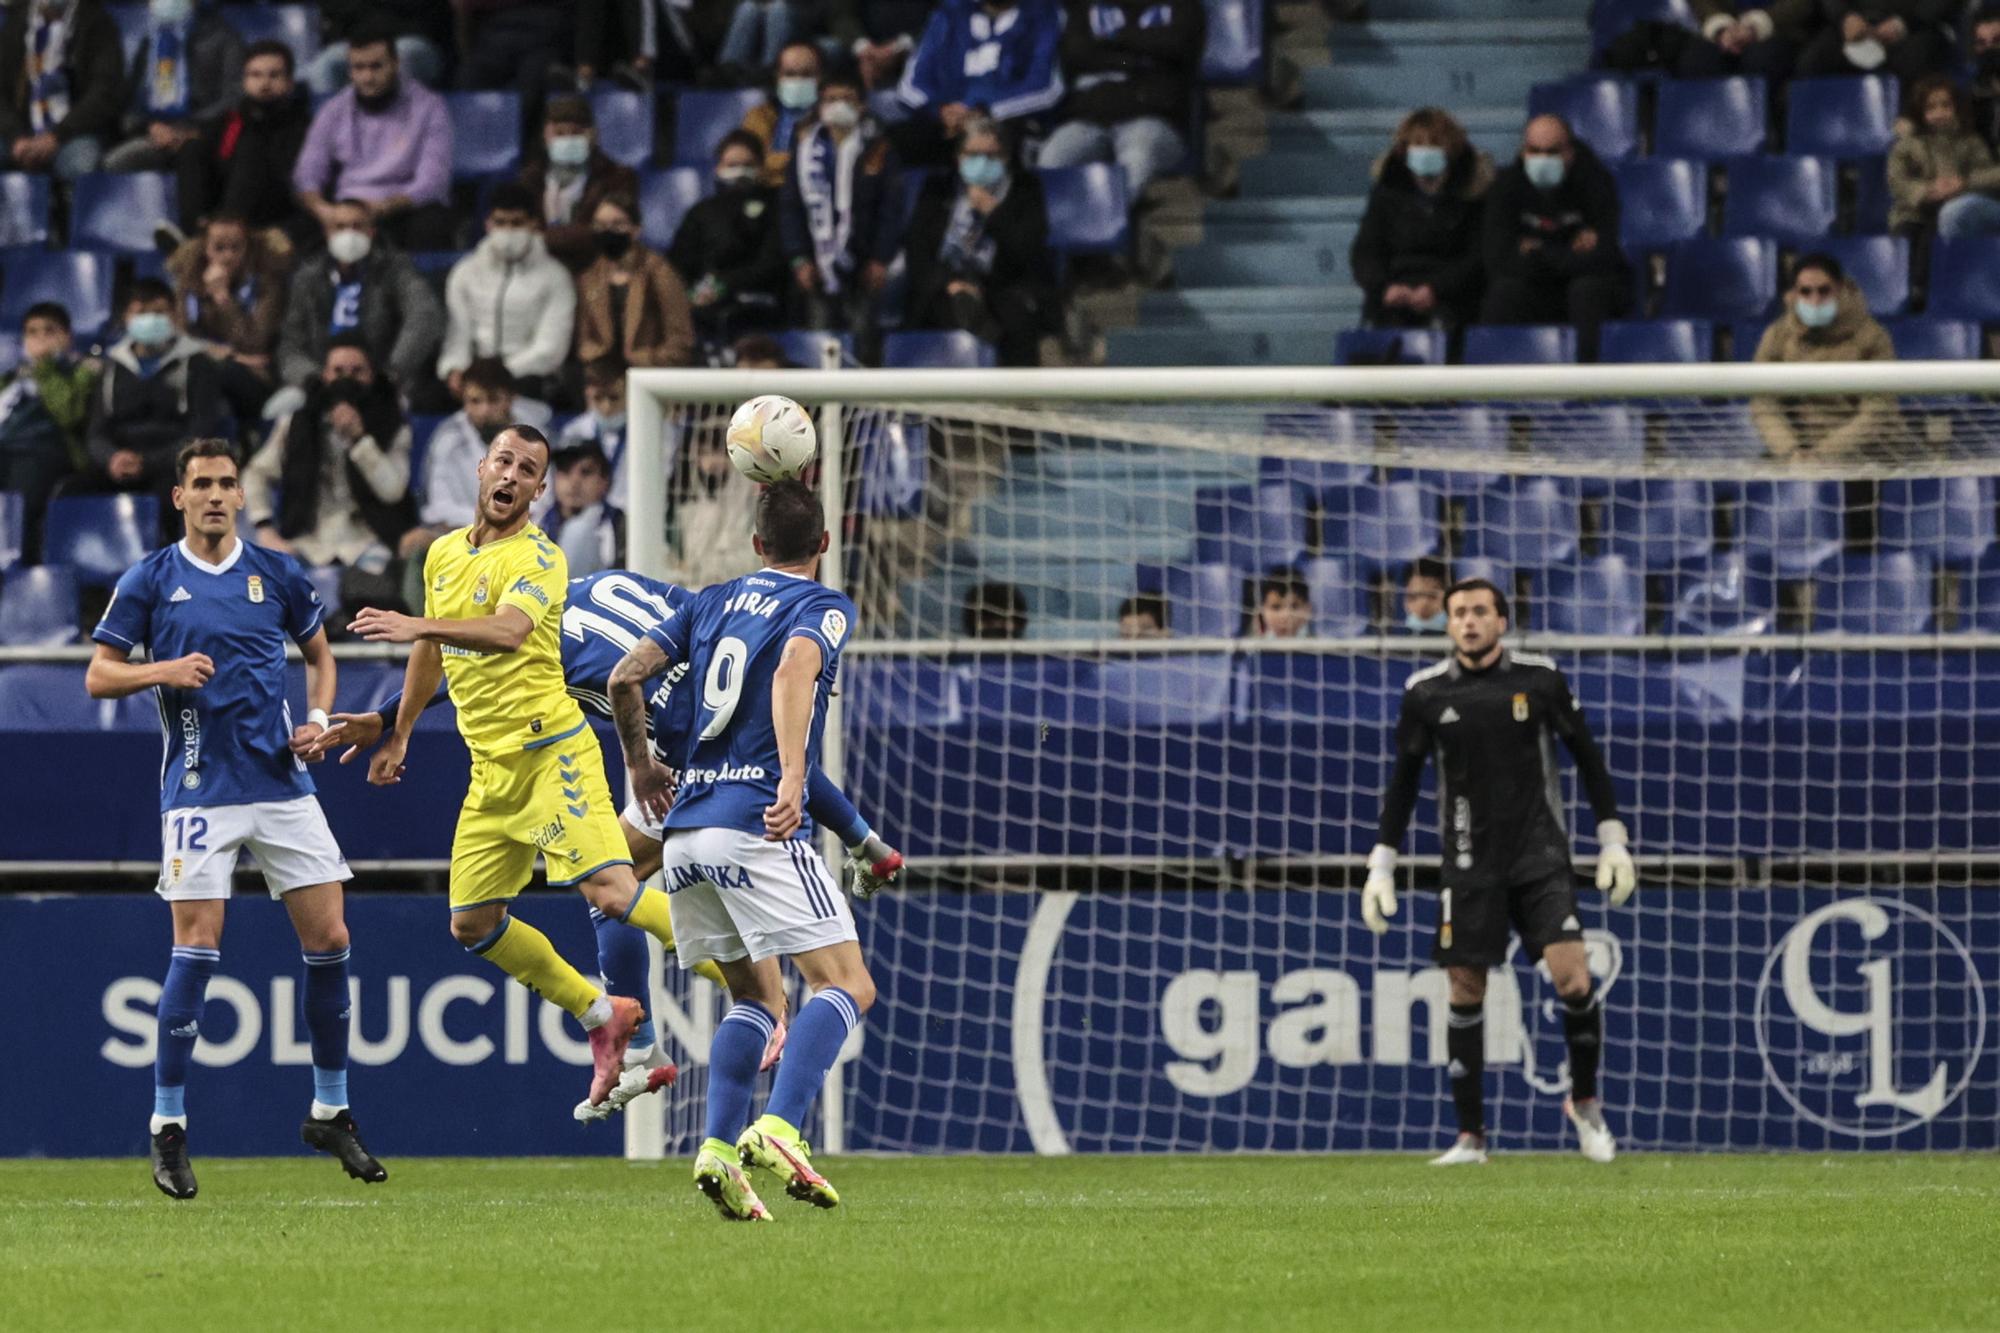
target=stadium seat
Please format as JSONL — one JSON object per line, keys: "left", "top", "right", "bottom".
{"left": 1325, "top": 480, "right": 1438, "bottom": 576}
{"left": 1661, "top": 237, "right": 1777, "bottom": 321}
{"left": 1192, "top": 484, "right": 1308, "bottom": 572}
{"left": 70, "top": 173, "right": 176, "bottom": 255}
{"left": 1721, "top": 155, "right": 1835, "bottom": 246}
{"left": 1301, "top": 558, "right": 1367, "bottom": 636}
{"left": 43, "top": 494, "right": 159, "bottom": 587}
{"left": 0, "top": 565, "right": 78, "bottom": 645}
{"left": 883, "top": 330, "right": 997, "bottom": 369}
{"left": 638, "top": 167, "right": 708, "bottom": 251}
{"left": 0, "top": 251, "right": 114, "bottom": 337}
{"left": 1135, "top": 562, "right": 1242, "bottom": 637}
{"left": 1614, "top": 158, "right": 1708, "bottom": 254}
{"left": 1606, "top": 478, "right": 1716, "bottom": 568}
{"left": 1786, "top": 76, "right": 1898, "bottom": 158}
{"left": 1518, "top": 403, "right": 1640, "bottom": 466}
{"left": 1926, "top": 238, "right": 2000, "bottom": 322}
{"left": 1528, "top": 77, "right": 1638, "bottom": 164}
{"left": 1100, "top": 655, "right": 1232, "bottom": 726}
{"left": 1200, "top": 0, "right": 1264, "bottom": 84}
{"left": 448, "top": 92, "right": 523, "bottom": 178}
{"left": 0, "top": 490, "right": 18, "bottom": 571}
{"left": 1669, "top": 552, "right": 1774, "bottom": 634}
{"left": 0, "top": 173, "right": 49, "bottom": 247}
{"left": 1334, "top": 328, "right": 1444, "bottom": 366}
{"left": 1462, "top": 324, "right": 1576, "bottom": 365}
{"left": 589, "top": 89, "right": 655, "bottom": 169}
{"left": 672, "top": 89, "right": 767, "bottom": 165}
{"left": 1654, "top": 78, "right": 1767, "bottom": 159}
{"left": 768, "top": 329, "right": 854, "bottom": 368}
{"left": 1599, "top": 318, "right": 1712, "bottom": 363}
{"left": 407, "top": 249, "right": 463, "bottom": 278}
{"left": 1853, "top": 155, "right": 1890, "bottom": 232}
{"left": 1039, "top": 165, "right": 1129, "bottom": 256}
{"left": 1818, "top": 551, "right": 1933, "bottom": 633}
{"left": 1464, "top": 477, "right": 1582, "bottom": 569}
{"left": 1883, "top": 317, "right": 1979, "bottom": 361}
{"left": 1537, "top": 555, "right": 1645, "bottom": 635}
{"left": 1877, "top": 477, "right": 1996, "bottom": 567}
{"left": 1818, "top": 235, "right": 1910, "bottom": 318}
{"left": 219, "top": 4, "right": 318, "bottom": 62}
{"left": 1739, "top": 479, "right": 1843, "bottom": 575}
{"left": 1964, "top": 551, "right": 2000, "bottom": 631}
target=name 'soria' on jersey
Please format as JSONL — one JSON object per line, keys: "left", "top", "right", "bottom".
{"left": 94, "top": 540, "right": 326, "bottom": 811}
{"left": 642, "top": 569, "right": 855, "bottom": 838}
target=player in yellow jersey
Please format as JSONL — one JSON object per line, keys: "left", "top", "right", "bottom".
{"left": 349, "top": 425, "right": 693, "bottom": 1109}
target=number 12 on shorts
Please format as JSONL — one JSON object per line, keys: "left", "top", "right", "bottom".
{"left": 170, "top": 814, "right": 209, "bottom": 851}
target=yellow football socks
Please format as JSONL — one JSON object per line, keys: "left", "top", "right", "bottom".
{"left": 477, "top": 917, "right": 601, "bottom": 1018}
{"left": 625, "top": 887, "right": 728, "bottom": 987}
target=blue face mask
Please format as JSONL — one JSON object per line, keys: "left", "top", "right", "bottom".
{"left": 592, "top": 410, "right": 626, "bottom": 434}
{"left": 1795, "top": 297, "right": 1838, "bottom": 328}
{"left": 959, "top": 154, "right": 1005, "bottom": 189}
{"left": 1523, "top": 152, "right": 1566, "bottom": 189}
{"left": 1405, "top": 610, "right": 1447, "bottom": 632}
{"left": 547, "top": 134, "right": 590, "bottom": 168}
{"left": 777, "top": 77, "right": 819, "bottom": 111}
{"left": 128, "top": 312, "right": 173, "bottom": 347}
{"left": 1405, "top": 145, "right": 1447, "bottom": 179}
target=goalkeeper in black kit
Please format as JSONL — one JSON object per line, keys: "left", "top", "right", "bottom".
{"left": 1361, "top": 579, "right": 1637, "bottom": 1166}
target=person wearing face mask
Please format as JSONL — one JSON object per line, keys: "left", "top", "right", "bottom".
{"left": 104, "top": 0, "right": 242, "bottom": 173}
{"left": 1394, "top": 557, "right": 1450, "bottom": 635}
{"left": 519, "top": 95, "right": 639, "bottom": 272}
{"left": 0, "top": 0, "right": 124, "bottom": 178}
{"left": 1797, "top": 0, "right": 1952, "bottom": 84}
{"left": 85, "top": 279, "right": 225, "bottom": 517}
{"left": 1041, "top": 0, "right": 1205, "bottom": 204}
{"left": 668, "top": 130, "right": 788, "bottom": 353}
{"left": 780, "top": 64, "right": 902, "bottom": 360}
{"left": 741, "top": 41, "right": 822, "bottom": 186}
{"left": 903, "top": 115, "right": 1054, "bottom": 366}
{"left": 278, "top": 197, "right": 445, "bottom": 395}
{"left": 1888, "top": 75, "right": 2000, "bottom": 239}
{"left": 173, "top": 39, "right": 312, "bottom": 244}
{"left": 1479, "top": 114, "right": 1629, "bottom": 362}
{"left": 439, "top": 183, "right": 578, "bottom": 405}
{"left": 556, "top": 355, "right": 635, "bottom": 507}
{"left": 575, "top": 192, "right": 695, "bottom": 371}
{"left": 1751, "top": 253, "right": 1905, "bottom": 461}
{"left": 1350, "top": 107, "right": 1492, "bottom": 332}
{"left": 893, "top": 0, "right": 1065, "bottom": 166}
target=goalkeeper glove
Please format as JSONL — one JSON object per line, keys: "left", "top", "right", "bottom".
{"left": 1362, "top": 844, "right": 1399, "bottom": 935}
{"left": 844, "top": 833, "right": 904, "bottom": 900}
{"left": 1595, "top": 819, "right": 1636, "bottom": 906}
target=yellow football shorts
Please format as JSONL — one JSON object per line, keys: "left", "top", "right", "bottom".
{"left": 448, "top": 728, "right": 633, "bottom": 911}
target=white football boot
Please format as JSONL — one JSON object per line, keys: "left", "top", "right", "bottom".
{"left": 1428, "top": 1134, "right": 1490, "bottom": 1166}
{"left": 1565, "top": 1097, "right": 1617, "bottom": 1163}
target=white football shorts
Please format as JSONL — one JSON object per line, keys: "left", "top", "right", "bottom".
{"left": 657, "top": 826, "right": 856, "bottom": 967}
{"left": 157, "top": 797, "right": 352, "bottom": 902}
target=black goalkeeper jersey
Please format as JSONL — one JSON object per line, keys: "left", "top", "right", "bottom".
{"left": 1375, "top": 647, "right": 1621, "bottom": 891}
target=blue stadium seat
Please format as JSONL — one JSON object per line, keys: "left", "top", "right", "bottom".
{"left": 1334, "top": 328, "right": 1444, "bottom": 365}
{"left": 1462, "top": 324, "right": 1576, "bottom": 365}
{"left": 883, "top": 330, "right": 997, "bottom": 368}
{"left": 0, "top": 173, "right": 49, "bottom": 247}
{"left": 1729, "top": 318, "right": 1769, "bottom": 360}
{"left": 1853, "top": 155, "right": 1889, "bottom": 232}
{"left": 219, "top": 4, "right": 318, "bottom": 62}
{"left": 1818, "top": 234, "right": 1909, "bottom": 317}
{"left": 1661, "top": 237, "right": 1777, "bottom": 321}
{"left": 43, "top": 494, "right": 159, "bottom": 587}
{"left": 1614, "top": 158, "right": 1708, "bottom": 253}
{"left": 1590, "top": 0, "right": 1696, "bottom": 51}
{"left": 0, "top": 565, "right": 78, "bottom": 645}
{"left": 1135, "top": 562, "right": 1242, "bottom": 637}
{"left": 1301, "top": 557, "right": 1367, "bottom": 636}
{"left": 1101, "top": 655, "right": 1232, "bottom": 726}
{"left": 1606, "top": 478, "right": 1715, "bottom": 568}
{"left": 1193, "top": 484, "right": 1308, "bottom": 572}
{"left": 1927, "top": 238, "right": 2000, "bottom": 322}
{"left": 1324, "top": 481, "right": 1437, "bottom": 576}
{"left": 672, "top": 89, "right": 766, "bottom": 165}
{"left": 1818, "top": 551, "right": 1933, "bottom": 633}
{"left": 1786, "top": 76, "right": 1898, "bottom": 158}
{"left": 1669, "top": 552, "right": 1774, "bottom": 634}
{"left": 1039, "top": 165, "right": 1129, "bottom": 256}
{"left": 0, "top": 251, "right": 114, "bottom": 336}
{"left": 1654, "top": 78, "right": 1767, "bottom": 159}
{"left": 448, "top": 92, "right": 523, "bottom": 178}
{"left": 407, "top": 249, "right": 464, "bottom": 278}
{"left": 1519, "top": 403, "right": 1640, "bottom": 467}
{"left": 767, "top": 329, "right": 854, "bottom": 368}
{"left": 1722, "top": 155, "right": 1835, "bottom": 246}
{"left": 70, "top": 173, "right": 176, "bottom": 255}
{"left": 1883, "top": 317, "right": 1979, "bottom": 361}
{"left": 1965, "top": 551, "right": 2000, "bottom": 631}
{"left": 1599, "top": 318, "right": 1712, "bottom": 362}
{"left": 1537, "top": 555, "right": 1645, "bottom": 635}
{"left": 0, "top": 489, "right": 18, "bottom": 570}
{"left": 638, "top": 167, "right": 708, "bottom": 251}
{"left": 590, "top": 89, "right": 655, "bottom": 169}
{"left": 1464, "top": 477, "right": 1581, "bottom": 569}
{"left": 1529, "top": 77, "right": 1639, "bottom": 163}
{"left": 1201, "top": 0, "right": 1264, "bottom": 84}
{"left": 1739, "top": 479, "right": 1843, "bottom": 575}
{"left": 1877, "top": 477, "right": 1996, "bottom": 567}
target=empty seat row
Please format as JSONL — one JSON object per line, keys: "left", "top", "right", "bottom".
{"left": 1530, "top": 74, "right": 1898, "bottom": 164}
{"left": 1452, "top": 311, "right": 1979, "bottom": 364}
{"left": 1617, "top": 155, "right": 1893, "bottom": 251}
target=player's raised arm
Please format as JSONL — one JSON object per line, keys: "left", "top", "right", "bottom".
{"left": 612, "top": 612, "right": 688, "bottom": 820}
{"left": 1362, "top": 685, "right": 1434, "bottom": 934}
{"left": 763, "top": 634, "right": 823, "bottom": 842}
{"left": 1548, "top": 672, "right": 1636, "bottom": 904}
{"left": 351, "top": 603, "right": 537, "bottom": 654}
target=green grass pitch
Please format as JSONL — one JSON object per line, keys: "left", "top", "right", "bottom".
{"left": 3, "top": 1155, "right": 1995, "bottom": 1331}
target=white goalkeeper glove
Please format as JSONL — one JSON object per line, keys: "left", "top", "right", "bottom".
{"left": 1362, "top": 844, "right": 1399, "bottom": 935}
{"left": 1595, "top": 819, "right": 1636, "bottom": 906}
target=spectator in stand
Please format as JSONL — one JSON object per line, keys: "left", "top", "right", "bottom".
{"left": 904, "top": 115, "right": 1054, "bottom": 367}
{"left": 962, "top": 581, "right": 1028, "bottom": 639}
{"left": 453, "top": 0, "right": 567, "bottom": 103}
{"left": 742, "top": 41, "right": 821, "bottom": 185}
{"left": 1116, "top": 593, "right": 1168, "bottom": 638}
{"left": 732, "top": 332, "right": 789, "bottom": 368}
{"left": 0, "top": 303, "right": 98, "bottom": 562}
{"left": 537, "top": 441, "right": 622, "bottom": 576}
{"left": 1253, "top": 567, "right": 1310, "bottom": 638}
{"left": 664, "top": 406, "right": 764, "bottom": 588}
{"left": 1751, "top": 252, "right": 1903, "bottom": 460}
{"left": 1396, "top": 556, "right": 1449, "bottom": 634}
{"left": 519, "top": 94, "right": 639, "bottom": 272}
{"left": 780, "top": 65, "right": 902, "bottom": 358}
{"left": 307, "top": 2, "right": 448, "bottom": 95}
{"left": 278, "top": 197, "right": 445, "bottom": 394}
{"left": 1888, "top": 75, "right": 2000, "bottom": 238}
{"left": 1350, "top": 107, "right": 1492, "bottom": 332}
{"left": 1041, "top": 0, "right": 1204, "bottom": 203}
{"left": 556, "top": 355, "right": 632, "bottom": 506}
{"left": 1677, "top": 1, "right": 1812, "bottom": 77}
{"left": 399, "top": 356, "right": 551, "bottom": 581}
{"left": 1797, "top": 1, "right": 1952, "bottom": 83}
{"left": 167, "top": 213, "right": 292, "bottom": 428}
{"left": 85, "top": 279, "right": 224, "bottom": 508}
{"left": 575, "top": 191, "right": 696, "bottom": 373}
{"left": 669, "top": 130, "right": 787, "bottom": 352}
{"left": 172, "top": 39, "right": 312, "bottom": 245}
{"left": 718, "top": 1, "right": 821, "bottom": 74}
{"left": 244, "top": 333, "right": 415, "bottom": 576}
{"left": 104, "top": 0, "right": 243, "bottom": 173}
{"left": 830, "top": 0, "right": 933, "bottom": 91}
{"left": 894, "top": 0, "right": 1064, "bottom": 165}
{"left": 1972, "top": 7, "right": 2000, "bottom": 147}
{"left": 0, "top": 0, "right": 124, "bottom": 178}
{"left": 293, "top": 27, "right": 456, "bottom": 253}
{"left": 1479, "top": 114, "right": 1628, "bottom": 362}
{"left": 438, "top": 182, "right": 578, "bottom": 404}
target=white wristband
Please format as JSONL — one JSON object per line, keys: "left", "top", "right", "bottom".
{"left": 1596, "top": 819, "right": 1629, "bottom": 849}
{"left": 1366, "top": 844, "right": 1398, "bottom": 873}
{"left": 308, "top": 708, "right": 331, "bottom": 731}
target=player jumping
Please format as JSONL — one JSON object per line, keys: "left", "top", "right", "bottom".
{"left": 86, "top": 438, "right": 386, "bottom": 1199}
{"left": 1361, "top": 577, "right": 1637, "bottom": 1166}
{"left": 607, "top": 480, "right": 873, "bottom": 1222}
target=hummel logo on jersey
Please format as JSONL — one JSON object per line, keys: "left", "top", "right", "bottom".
{"left": 1439, "top": 706, "right": 1461, "bottom": 724}
{"left": 169, "top": 586, "right": 192, "bottom": 603}
{"left": 1562, "top": 915, "right": 1581, "bottom": 932}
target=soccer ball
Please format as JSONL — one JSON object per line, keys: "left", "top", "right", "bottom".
{"left": 726, "top": 394, "right": 818, "bottom": 483}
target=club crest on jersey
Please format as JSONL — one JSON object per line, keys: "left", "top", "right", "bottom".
{"left": 246, "top": 575, "right": 265, "bottom": 603}
{"left": 473, "top": 572, "right": 490, "bottom": 605}
{"left": 1512, "top": 692, "right": 1529, "bottom": 721}
{"left": 821, "top": 608, "right": 848, "bottom": 646}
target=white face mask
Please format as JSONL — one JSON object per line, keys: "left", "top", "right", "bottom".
{"left": 488, "top": 228, "right": 533, "bottom": 262}
{"left": 821, "top": 100, "right": 861, "bottom": 131}
{"left": 149, "top": 0, "right": 193, "bottom": 24}
{"left": 327, "top": 228, "right": 371, "bottom": 266}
